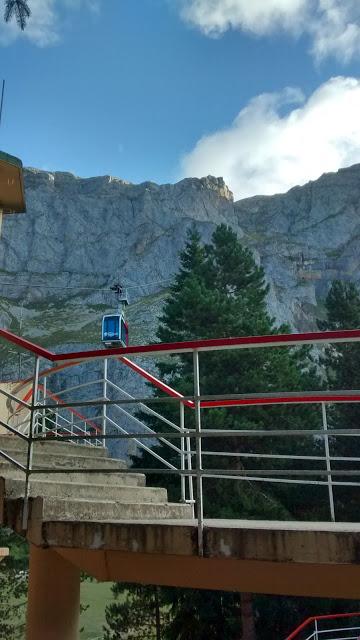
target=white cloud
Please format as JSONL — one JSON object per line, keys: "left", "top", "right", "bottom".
{"left": 0, "top": 0, "right": 58, "bottom": 46}
{"left": 179, "top": 0, "right": 360, "bottom": 62}
{"left": 311, "top": 0, "right": 360, "bottom": 62}
{"left": 0, "top": 0, "right": 99, "bottom": 47}
{"left": 180, "top": 76, "right": 360, "bottom": 200}
{"left": 180, "top": 0, "right": 309, "bottom": 36}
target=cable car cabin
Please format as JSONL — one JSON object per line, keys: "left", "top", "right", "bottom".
{"left": 102, "top": 314, "right": 129, "bottom": 348}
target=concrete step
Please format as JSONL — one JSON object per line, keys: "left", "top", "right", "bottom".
{"left": 1, "top": 477, "right": 166, "bottom": 503}
{"left": 0, "top": 463, "right": 146, "bottom": 487}
{"left": 0, "top": 435, "right": 109, "bottom": 458}
{"left": 0, "top": 448, "right": 128, "bottom": 470}
{"left": 40, "top": 496, "right": 193, "bottom": 521}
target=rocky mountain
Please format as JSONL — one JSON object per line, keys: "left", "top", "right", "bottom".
{"left": 1, "top": 163, "right": 360, "bottom": 372}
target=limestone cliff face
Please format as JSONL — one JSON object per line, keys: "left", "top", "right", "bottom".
{"left": 235, "top": 164, "right": 360, "bottom": 331}
{"left": 0, "top": 163, "right": 360, "bottom": 367}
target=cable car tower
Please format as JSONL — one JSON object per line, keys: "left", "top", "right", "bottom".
{"left": 101, "top": 284, "right": 129, "bottom": 348}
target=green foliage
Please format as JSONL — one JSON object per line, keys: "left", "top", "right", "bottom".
{"left": 105, "top": 225, "right": 329, "bottom": 640}
{"left": 103, "top": 583, "right": 242, "bottom": 640}
{"left": 133, "top": 224, "right": 322, "bottom": 521}
{"left": 320, "top": 280, "right": 360, "bottom": 331}
{"left": 103, "top": 583, "right": 166, "bottom": 640}
{"left": 320, "top": 280, "right": 360, "bottom": 520}
{"left": 0, "top": 529, "right": 28, "bottom": 639}
{"left": 162, "top": 588, "right": 241, "bottom": 640}
{"left": 254, "top": 594, "right": 360, "bottom": 640}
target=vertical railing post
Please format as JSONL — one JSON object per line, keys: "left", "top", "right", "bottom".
{"left": 102, "top": 358, "right": 108, "bottom": 448}
{"left": 193, "top": 349, "right": 204, "bottom": 556}
{"left": 54, "top": 400, "right": 59, "bottom": 437}
{"left": 184, "top": 404, "right": 195, "bottom": 519}
{"left": 41, "top": 376, "right": 47, "bottom": 436}
{"left": 180, "top": 402, "right": 186, "bottom": 503}
{"left": 322, "top": 402, "right": 335, "bottom": 522}
{"left": 314, "top": 618, "right": 319, "bottom": 640}
{"left": 23, "top": 356, "right": 40, "bottom": 530}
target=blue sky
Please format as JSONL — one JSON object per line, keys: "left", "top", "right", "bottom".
{"left": 1, "top": 0, "right": 360, "bottom": 198}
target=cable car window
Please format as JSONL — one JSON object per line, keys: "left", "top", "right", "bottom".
{"left": 103, "top": 316, "right": 120, "bottom": 340}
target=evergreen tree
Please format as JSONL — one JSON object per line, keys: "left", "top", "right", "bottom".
{"left": 134, "top": 224, "right": 322, "bottom": 521}
{"left": 105, "top": 225, "right": 326, "bottom": 640}
{"left": 320, "top": 280, "right": 360, "bottom": 520}
{"left": 0, "top": 528, "right": 28, "bottom": 639}
{"left": 103, "top": 583, "right": 166, "bottom": 640}
{"left": 164, "top": 588, "right": 241, "bottom": 640}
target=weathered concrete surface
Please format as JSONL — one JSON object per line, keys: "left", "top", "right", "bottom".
{"left": 52, "top": 519, "right": 360, "bottom": 598}
{"left": 0, "top": 435, "right": 110, "bottom": 458}
{"left": 28, "top": 515, "right": 360, "bottom": 564}
{"left": 7, "top": 496, "right": 360, "bottom": 598}
{"left": 2, "top": 476, "right": 168, "bottom": 503}
{"left": 0, "top": 436, "right": 192, "bottom": 521}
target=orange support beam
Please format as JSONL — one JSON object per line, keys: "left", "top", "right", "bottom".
{"left": 26, "top": 545, "right": 80, "bottom": 640}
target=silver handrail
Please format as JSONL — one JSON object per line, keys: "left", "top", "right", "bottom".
{"left": 4, "top": 332, "right": 360, "bottom": 551}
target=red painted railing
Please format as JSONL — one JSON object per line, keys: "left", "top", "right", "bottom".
{"left": 2, "top": 326, "right": 360, "bottom": 361}
{"left": 3, "top": 328, "right": 360, "bottom": 410}
{"left": 286, "top": 612, "right": 360, "bottom": 639}
{"left": 4, "top": 325, "right": 360, "bottom": 542}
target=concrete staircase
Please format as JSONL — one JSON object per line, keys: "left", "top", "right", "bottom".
{"left": 0, "top": 435, "right": 192, "bottom": 521}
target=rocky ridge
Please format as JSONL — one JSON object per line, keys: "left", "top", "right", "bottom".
{"left": 0, "top": 163, "right": 360, "bottom": 364}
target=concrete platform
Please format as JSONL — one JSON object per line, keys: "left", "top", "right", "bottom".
{"left": 5, "top": 495, "right": 360, "bottom": 599}
{"left": 4, "top": 436, "right": 360, "bottom": 600}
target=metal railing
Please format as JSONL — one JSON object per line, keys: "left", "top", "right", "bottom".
{"left": 2, "top": 327, "right": 360, "bottom": 551}
{"left": 286, "top": 612, "right": 360, "bottom": 639}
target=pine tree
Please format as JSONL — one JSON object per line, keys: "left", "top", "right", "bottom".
{"left": 164, "top": 588, "right": 241, "bottom": 640}
{"left": 320, "top": 280, "right": 360, "bottom": 520}
{"left": 133, "top": 224, "right": 322, "bottom": 521}
{"left": 103, "top": 583, "right": 166, "bottom": 640}
{"left": 105, "top": 225, "right": 326, "bottom": 640}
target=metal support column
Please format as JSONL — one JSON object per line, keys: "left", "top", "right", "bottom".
{"left": 180, "top": 402, "right": 186, "bottom": 503}
{"left": 23, "top": 356, "right": 40, "bottom": 529}
{"left": 322, "top": 402, "right": 335, "bottom": 522}
{"left": 41, "top": 375, "right": 47, "bottom": 435}
{"left": 54, "top": 400, "right": 59, "bottom": 436}
{"left": 102, "top": 358, "right": 108, "bottom": 448}
{"left": 184, "top": 403, "right": 195, "bottom": 519}
{"left": 193, "top": 349, "right": 204, "bottom": 556}
{"left": 314, "top": 618, "right": 319, "bottom": 640}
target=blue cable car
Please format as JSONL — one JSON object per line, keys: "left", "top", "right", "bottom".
{"left": 102, "top": 284, "right": 129, "bottom": 347}
{"left": 102, "top": 313, "right": 129, "bottom": 347}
